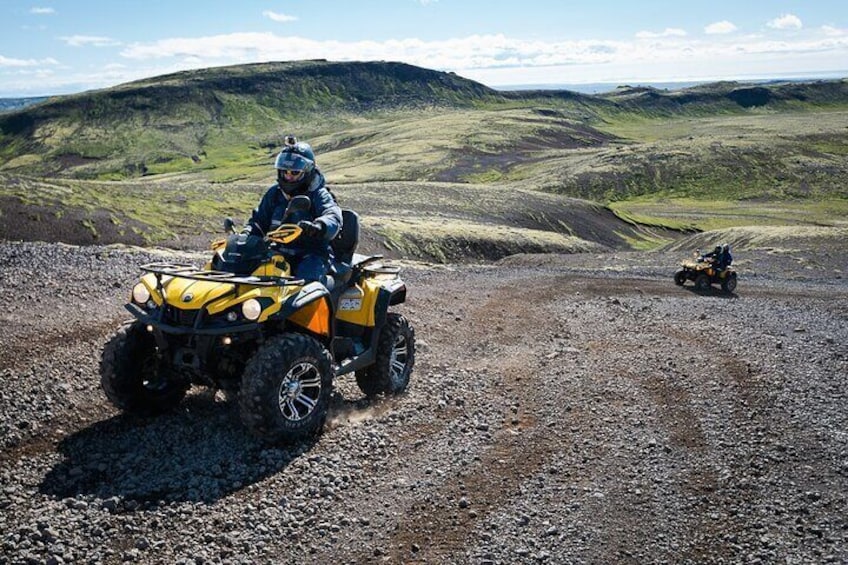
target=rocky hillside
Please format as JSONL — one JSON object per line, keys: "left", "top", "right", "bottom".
{"left": 1, "top": 61, "right": 846, "bottom": 260}
{"left": 0, "top": 175, "right": 673, "bottom": 260}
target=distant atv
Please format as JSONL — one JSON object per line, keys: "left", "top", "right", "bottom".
{"left": 674, "top": 252, "right": 737, "bottom": 293}
{"left": 101, "top": 196, "right": 415, "bottom": 443}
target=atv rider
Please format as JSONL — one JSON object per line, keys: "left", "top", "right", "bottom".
{"left": 242, "top": 136, "right": 342, "bottom": 288}
{"left": 702, "top": 244, "right": 732, "bottom": 276}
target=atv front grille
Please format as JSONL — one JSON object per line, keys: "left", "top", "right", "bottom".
{"left": 162, "top": 306, "right": 200, "bottom": 327}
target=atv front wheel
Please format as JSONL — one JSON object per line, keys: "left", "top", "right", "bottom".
{"left": 356, "top": 313, "right": 415, "bottom": 397}
{"left": 240, "top": 333, "right": 333, "bottom": 443}
{"left": 100, "top": 322, "right": 188, "bottom": 415}
{"left": 674, "top": 271, "right": 687, "bottom": 286}
{"left": 694, "top": 273, "right": 711, "bottom": 291}
{"left": 721, "top": 274, "right": 737, "bottom": 293}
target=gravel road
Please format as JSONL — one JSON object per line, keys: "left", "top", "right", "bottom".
{"left": 0, "top": 241, "right": 846, "bottom": 564}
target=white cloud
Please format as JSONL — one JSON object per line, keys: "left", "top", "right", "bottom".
{"left": 11, "top": 25, "right": 846, "bottom": 95}
{"left": 705, "top": 21, "right": 737, "bottom": 35}
{"left": 30, "top": 7, "right": 55, "bottom": 14}
{"left": 122, "top": 32, "right": 278, "bottom": 60}
{"left": 821, "top": 25, "right": 845, "bottom": 37}
{"left": 116, "top": 31, "right": 848, "bottom": 83}
{"left": 767, "top": 14, "right": 802, "bottom": 30}
{"left": 120, "top": 32, "right": 632, "bottom": 71}
{"left": 60, "top": 35, "right": 120, "bottom": 47}
{"left": 0, "top": 54, "right": 58, "bottom": 67}
{"left": 635, "top": 28, "right": 687, "bottom": 39}
{"left": 263, "top": 10, "right": 297, "bottom": 23}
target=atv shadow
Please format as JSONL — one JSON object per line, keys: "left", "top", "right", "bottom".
{"left": 680, "top": 285, "right": 738, "bottom": 299}
{"left": 39, "top": 393, "right": 318, "bottom": 509}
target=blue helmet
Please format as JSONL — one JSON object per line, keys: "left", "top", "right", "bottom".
{"left": 275, "top": 150, "right": 315, "bottom": 196}
{"left": 293, "top": 142, "right": 315, "bottom": 162}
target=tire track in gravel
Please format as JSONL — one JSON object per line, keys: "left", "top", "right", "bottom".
{"left": 606, "top": 290, "right": 824, "bottom": 561}
{"left": 0, "top": 317, "right": 128, "bottom": 461}
{"left": 375, "top": 273, "right": 738, "bottom": 562}
{"left": 515, "top": 281, "right": 780, "bottom": 562}
{"left": 0, "top": 318, "right": 121, "bottom": 372}
{"left": 380, "top": 275, "right": 580, "bottom": 563}
{"left": 656, "top": 322, "right": 845, "bottom": 562}
{"left": 386, "top": 352, "right": 563, "bottom": 563}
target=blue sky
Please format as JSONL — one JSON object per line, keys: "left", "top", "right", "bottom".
{"left": 1, "top": 0, "right": 847, "bottom": 97}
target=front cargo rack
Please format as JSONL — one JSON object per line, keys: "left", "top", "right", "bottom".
{"left": 140, "top": 262, "right": 304, "bottom": 287}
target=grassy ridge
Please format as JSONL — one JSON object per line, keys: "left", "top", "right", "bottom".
{"left": 0, "top": 174, "right": 668, "bottom": 259}
{"left": 610, "top": 197, "right": 848, "bottom": 232}
{"left": 0, "top": 174, "right": 263, "bottom": 244}
{"left": 507, "top": 108, "right": 848, "bottom": 202}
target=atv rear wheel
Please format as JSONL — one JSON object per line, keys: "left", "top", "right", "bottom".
{"left": 100, "top": 321, "right": 188, "bottom": 415}
{"left": 356, "top": 313, "right": 415, "bottom": 397}
{"left": 721, "top": 273, "right": 737, "bottom": 293}
{"left": 674, "top": 271, "right": 687, "bottom": 286}
{"left": 240, "top": 333, "right": 333, "bottom": 443}
{"left": 694, "top": 273, "right": 711, "bottom": 291}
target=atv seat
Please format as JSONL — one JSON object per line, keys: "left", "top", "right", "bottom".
{"left": 333, "top": 209, "right": 360, "bottom": 265}
{"left": 330, "top": 209, "right": 360, "bottom": 288}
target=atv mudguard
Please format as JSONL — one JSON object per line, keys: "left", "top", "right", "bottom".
{"left": 272, "top": 282, "right": 334, "bottom": 343}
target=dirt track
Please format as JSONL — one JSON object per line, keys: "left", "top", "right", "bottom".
{"left": 0, "top": 242, "right": 846, "bottom": 564}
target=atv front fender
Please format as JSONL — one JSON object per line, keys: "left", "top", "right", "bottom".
{"left": 273, "top": 282, "right": 334, "bottom": 342}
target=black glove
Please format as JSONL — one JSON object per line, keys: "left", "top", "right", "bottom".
{"left": 298, "top": 220, "right": 325, "bottom": 239}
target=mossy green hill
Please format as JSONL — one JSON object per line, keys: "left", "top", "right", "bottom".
{"left": 3, "top": 60, "right": 846, "bottom": 188}
{"left": 0, "top": 60, "right": 846, "bottom": 259}
{"left": 0, "top": 60, "right": 505, "bottom": 179}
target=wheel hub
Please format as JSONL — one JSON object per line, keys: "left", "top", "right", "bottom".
{"left": 277, "top": 361, "right": 322, "bottom": 422}
{"left": 283, "top": 380, "right": 302, "bottom": 399}
{"left": 389, "top": 335, "right": 408, "bottom": 385}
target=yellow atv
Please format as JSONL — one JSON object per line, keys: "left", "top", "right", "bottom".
{"left": 674, "top": 251, "right": 737, "bottom": 293}
{"left": 100, "top": 196, "right": 415, "bottom": 443}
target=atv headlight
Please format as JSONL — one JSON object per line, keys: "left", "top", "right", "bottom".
{"left": 132, "top": 283, "right": 151, "bottom": 305}
{"left": 241, "top": 298, "right": 262, "bottom": 321}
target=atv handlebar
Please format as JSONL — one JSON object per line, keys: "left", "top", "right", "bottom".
{"left": 266, "top": 224, "right": 303, "bottom": 245}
